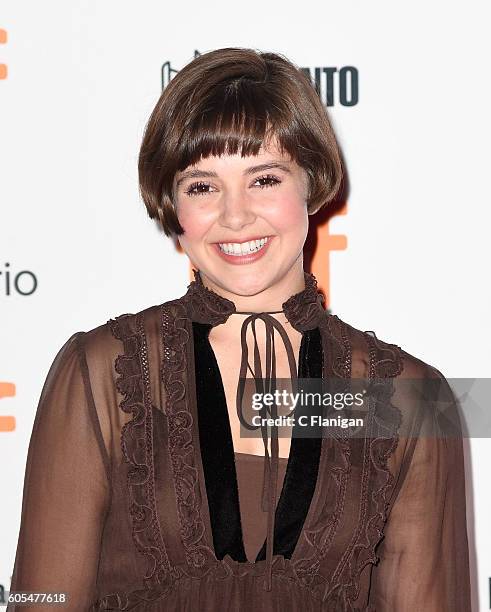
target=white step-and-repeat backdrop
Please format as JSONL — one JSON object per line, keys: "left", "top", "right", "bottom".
{"left": 1, "top": 2, "right": 489, "bottom": 609}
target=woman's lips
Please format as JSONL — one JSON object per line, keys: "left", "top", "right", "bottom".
{"left": 212, "top": 237, "right": 274, "bottom": 265}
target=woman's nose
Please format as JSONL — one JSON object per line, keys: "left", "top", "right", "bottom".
{"left": 218, "top": 190, "right": 256, "bottom": 230}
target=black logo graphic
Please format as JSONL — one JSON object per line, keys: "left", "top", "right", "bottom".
{"left": 161, "top": 50, "right": 359, "bottom": 107}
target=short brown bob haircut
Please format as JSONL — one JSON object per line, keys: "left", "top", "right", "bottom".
{"left": 138, "top": 47, "right": 343, "bottom": 237}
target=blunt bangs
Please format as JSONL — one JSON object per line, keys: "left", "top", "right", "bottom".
{"left": 173, "top": 88, "right": 281, "bottom": 173}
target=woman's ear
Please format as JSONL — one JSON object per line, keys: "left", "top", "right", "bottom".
{"left": 303, "top": 168, "right": 312, "bottom": 203}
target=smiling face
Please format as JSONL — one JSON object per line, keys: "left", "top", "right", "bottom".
{"left": 173, "top": 138, "right": 310, "bottom": 304}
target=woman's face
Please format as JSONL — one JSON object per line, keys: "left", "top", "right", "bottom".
{"left": 173, "top": 138, "right": 310, "bottom": 299}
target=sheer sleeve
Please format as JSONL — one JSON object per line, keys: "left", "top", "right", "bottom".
{"left": 368, "top": 364, "right": 471, "bottom": 611}
{"left": 7, "top": 332, "right": 111, "bottom": 611}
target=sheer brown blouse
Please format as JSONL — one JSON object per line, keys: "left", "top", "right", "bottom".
{"left": 234, "top": 453, "right": 288, "bottom": 564}
{"left": 7, "top": 270, "right": 471, "bottom": 611}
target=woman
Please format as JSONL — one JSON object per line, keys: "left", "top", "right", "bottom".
{"left": 8, "top": 48, "right": 470, "bottom": 611}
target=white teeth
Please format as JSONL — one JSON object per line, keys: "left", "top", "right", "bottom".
{"left": 218, "top": 237, "right": 269, "bottom": 256}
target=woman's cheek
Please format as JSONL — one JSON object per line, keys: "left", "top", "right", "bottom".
{"left": 177, "top": 206, "right": 210, "bottom": 240}
{"left": 270, "top": 197, "right": 308, "bottom": 232}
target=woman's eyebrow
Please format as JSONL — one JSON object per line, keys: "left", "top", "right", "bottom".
{"left": 175, "top": 161, "right": 292, "bottom": 188}
{"left": 244, "top": 162, "right": 292, "bottom": 176}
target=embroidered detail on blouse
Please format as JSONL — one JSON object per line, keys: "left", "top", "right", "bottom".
{"left": 364, "top": 329, "right": 404, "bottom": 378}
{"left": 108, "top": 312, "right": 173, "bottom": 588}
{"left": 290, "top": 314, "right": 353, "bottom": 600}
{"left": 336, "top": 330, "right": 402, "bottom": 610}
{"left": 160, "top": 301, "right": 219, "bottom": 576}
{"left": 289, "top": 316, "right": 404, "bottom": 608}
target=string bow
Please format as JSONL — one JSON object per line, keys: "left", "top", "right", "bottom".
{"left": 235, "top": 309, "right": 299, "bottom": 591}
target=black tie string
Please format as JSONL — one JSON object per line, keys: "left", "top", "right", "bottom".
{"left": 234, "top": 310, "right": 299, "bottom": 592}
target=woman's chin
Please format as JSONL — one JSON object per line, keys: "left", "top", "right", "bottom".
{"left": 197, "top": 265, "right": 275, "bottom": 298}
{"left": 218, "top": 273, "right": 272, "bottom": 298}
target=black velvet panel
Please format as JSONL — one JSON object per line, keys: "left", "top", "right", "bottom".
{"left": 193, "top": 322, "right": 323, "bottom": 562}
{"left": 193, "top": 322, "right": 247, "bottom": 561}
{"left": 255, "top": 326, "right": 323, "bottom": 560}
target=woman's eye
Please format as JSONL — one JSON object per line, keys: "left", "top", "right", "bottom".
{"left": 185, "top": 181, "right": 212, "bottom": 197}
{"left": 254, "top": 174, "right": 281, "bottom": 189}
{"left": 184, "top": 174, "right": 281, "bottom": 197}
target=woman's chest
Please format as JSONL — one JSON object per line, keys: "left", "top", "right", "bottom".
{"left": 207, "top": 324, "right": 303, "bottom": 458}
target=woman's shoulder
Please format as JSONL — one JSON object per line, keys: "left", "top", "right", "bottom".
{"left": 326, "top": 310, "right": 447, "bottom": 382}
{"left": 74, "top": 302, "right": 165, "bottom": 364}
{"left": 328, "top": 312, "right": 455, "bottom": 437}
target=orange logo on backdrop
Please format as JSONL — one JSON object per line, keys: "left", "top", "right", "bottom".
{"left": 0, "top": 28, "right": 7, "bottom": 80}
{"left": 186, "top": 203, "right": 348, "bottom": 310}
{"left": 1, "top": 28, "right": 12, "bottom": 431}
{"left": 308, "top": 203, "right": 348, "bottom": 309}
{"left": 0, "top": 383, "right": 16, "bottom": 432}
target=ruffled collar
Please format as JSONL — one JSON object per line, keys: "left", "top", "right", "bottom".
{"left": 183, "top": 268, "right": 326, "bottom": 332}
